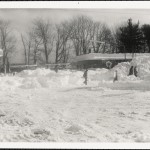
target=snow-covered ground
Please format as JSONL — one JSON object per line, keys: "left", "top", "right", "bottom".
{"left": 1, "top": 55, "right": 150, "bottom": 142}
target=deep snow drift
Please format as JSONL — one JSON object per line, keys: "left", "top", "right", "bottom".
{"left": 0, "top": 54, "right": 150, "bottom": 142}
{"left": 1, "top": 54, "right": 150, "bottom": 89}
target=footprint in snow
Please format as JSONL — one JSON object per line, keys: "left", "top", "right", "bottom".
{"left": 130, "top": 111, "right": 138, "bottom": 115}
{"left": 32, "top": 128, "right": 51, "bottom": 136}
{"left": 64, "top": 125, "right": 82, "bottom": 135}
{"left": 0, "top": 112, "right": 5, "bottom": 117}
{"left": 144, "top": 112, "right": 150, "bottom": 117}
{"left": 118, "top": 111, "right": 125, "bottom": 117}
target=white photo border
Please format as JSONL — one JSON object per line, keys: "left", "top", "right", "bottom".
{"left": 0, "top": 1, "right": 150, "bottom": 149}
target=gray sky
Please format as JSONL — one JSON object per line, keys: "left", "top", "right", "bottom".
{"left": 0, "top": 9, "right": 150, "bottom": 63}
{"left": 0, "top": 9, "right": 150, "bottom": 30}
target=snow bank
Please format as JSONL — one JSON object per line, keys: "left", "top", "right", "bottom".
{"left": 0, "top": 69, "right": 85, "bottom": 90}
{"left": 88, "top": 68, "right": 114, "bottom": 83}
{"left": 87, "top": 63, "right": 139, "bottom": 83}
{"left": 0, "top": 76, "right": 22, "bottom": 91}
{"left": 18, "top": 68, "right": 85, "bottom": 89}
{"left": 112, "top": 62, "right": 131, "bottom": 80}
{"left": 131, "top": 55, "right": 150, "bottom": 79}
{"left": 0, "top": 54, "right": 150, "bottom": 90}
{"left": 86, "top": 54, "right": 150, "bottom": 83}
{"left": 112, "top": 55, "right": 150, "bottom": 81}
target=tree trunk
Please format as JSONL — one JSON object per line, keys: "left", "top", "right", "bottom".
{"left": 28, "top": 45, "right": 31, "bottom": 65}
{"left": 6, "top": 58, "right": 10, "bottom": 73}
{"left": 55, "top": 42, "right": 59, "bottom": 73}
{"left": 3, "top": 51, "right": 7, "bottom": 75}
{"left": 44, "top": 42, "right": 48, "bottom": 65}
{"left": 21, "top": 34, "right": 28, "bottom": 65}
{"left": 34, "top": 53, "right": 37, "bottom": 65}
{"left": 103, "top": 43, "right": 106, "bottom": 53}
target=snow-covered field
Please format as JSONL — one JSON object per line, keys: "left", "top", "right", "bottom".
{"left": 1, "top": 55, "right": 150, "bottom": 142}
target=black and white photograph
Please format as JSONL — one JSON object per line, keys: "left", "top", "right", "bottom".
{"left": 0, "top": 1, "right": 150, "bottom": 149}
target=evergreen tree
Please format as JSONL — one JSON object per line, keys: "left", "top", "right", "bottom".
{"left": 117, "top": 18, "right": 144, "bottom": 54}
{"left": 141, "top": 24, "right": 150, "bottom": 52}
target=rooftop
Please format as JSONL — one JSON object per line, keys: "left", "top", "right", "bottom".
{"left": 72, "top": 53, "right": 145, "bottom": 63}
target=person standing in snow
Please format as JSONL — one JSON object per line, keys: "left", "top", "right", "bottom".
{"left": 83, "top": 68, "right": 88, "bottom": 85}
{"left": 113, "top": 70, "right": 118, "bottom": 83}
{"left": 134, "top": 66, "right": 138, "bottom": 77}
{"left": 128, "top": 65, "right": 138, "bottom": 77}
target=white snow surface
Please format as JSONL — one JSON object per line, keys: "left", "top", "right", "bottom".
{"left": 1, "top": 54, "right": 150, "bottom": 142}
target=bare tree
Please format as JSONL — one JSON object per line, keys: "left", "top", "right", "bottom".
{"left": 111, "top": 27, "right": 122, "bottom": 53}
{"left": 91, "top": 23, "right": 115, "bottom": 53}
{"left": 21, "top": 33, "right": 31, "bottom": 65}
{"left": 33, "top": 18, "right": 54, "bottom": 64}
{"left": 31, "top": 31, "right": 42, "bottom": 65}
{"left": 70, "top": 16, "right": 115, "bottom": 55}
{"left": 55, "top": 21, "right": 72, "bottom": 72}
{"left": 70, "top": 15, "right": 94, "bottom": 56}
{"left": 90, "top": 22, "right": 104, "bottom": 53}
{"left": 0, "top": 20, "right": 16, "bottom": 74}
{"left": 21, "top": 26, "right": 43, "bottom": 66}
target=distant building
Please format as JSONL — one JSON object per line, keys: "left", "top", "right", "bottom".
{"left": 72, "top": 53, "right": 133, "bottom": 69}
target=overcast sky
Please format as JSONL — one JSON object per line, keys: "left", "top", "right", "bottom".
{"left": 0, "top": 9, "right": 150, "bottom": 32}
{"left": 1, "top": 9, "right": 150, "bottom": 63}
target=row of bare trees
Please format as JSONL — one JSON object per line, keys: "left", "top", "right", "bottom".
{"left": 0, "top": 15, "right": 121, "bottom": 73}
{"left": 20, "top": 16, "right": 116, "bottom": 66}
{"left": 0, "top": 20, "right": 16, "bottom": 74}
{"left": 70, "top": 16, "right": 115, "bottom": 55}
